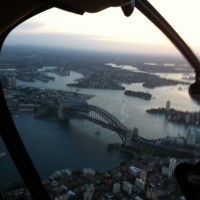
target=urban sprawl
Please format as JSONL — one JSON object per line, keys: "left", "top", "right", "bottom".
{"left": 0, "top": 50, "right": 198, "bottom": 200}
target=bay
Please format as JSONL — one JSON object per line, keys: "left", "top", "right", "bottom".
{"left": 1, "top": 68, "right": 200, "bottom": 188}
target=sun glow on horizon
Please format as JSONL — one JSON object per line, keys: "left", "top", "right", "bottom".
{"left": 4, "top": 0, "right": 200, "bottom": 56}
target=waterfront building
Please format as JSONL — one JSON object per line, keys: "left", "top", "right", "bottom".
{"left": 123, "top": 181, "right": 132, "bottom": 195}
{"left": 83, "top": 168, "right": 96, "bottom": 176}
{"left": 186, "top": 129, "right": 197, "bottom": 146}
{"left": 135, "top": 178, "right": 145, "bottom": 190}
{"left": 64, "top": 168, "right": 72, "bottom": 176}
{"left": 61, "top": 96, "right": 88, "bottom": 107}
{"left": 54, "top": 170, "right": 62, "bottom": 177}
{"left": 18, "top": 103, "right": 36, "bottom": 112}
{"left": 113, "top": 183, "right": 121, "bottom": 194}
{"left": 166, "top": 100, "right": 171, "bottom": 112}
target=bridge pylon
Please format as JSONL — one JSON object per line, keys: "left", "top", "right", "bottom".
{"left": 125, "top": 129, "right": 133, "bottom": 146}
{"left": 125, "top": 127, "right": 139, "bottom": 146}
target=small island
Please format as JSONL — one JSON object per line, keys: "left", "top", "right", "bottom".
{"left": 124, "top": 90, "right": 152, "bottom": 100}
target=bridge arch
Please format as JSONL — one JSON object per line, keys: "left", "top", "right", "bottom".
{"left": 63, "top": 104, "right": 128, "bottom": 142}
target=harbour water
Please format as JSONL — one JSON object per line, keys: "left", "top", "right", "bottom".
{"left": 1, "top": 68, "right": 200, "bottom": 187}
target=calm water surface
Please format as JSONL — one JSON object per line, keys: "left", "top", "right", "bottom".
{"left": 1, "top": 68, "right": 200, "bottom": 187}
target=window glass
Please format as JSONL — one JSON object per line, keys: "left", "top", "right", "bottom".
{"left": 1, "top": 1, "right": 200, "bottom": 199}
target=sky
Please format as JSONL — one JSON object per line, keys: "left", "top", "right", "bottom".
{"left": 4, "top": 0, "right": 200, "bottom": 56}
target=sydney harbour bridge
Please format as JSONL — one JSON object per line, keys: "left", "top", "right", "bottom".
{"left": 57, "top": 96, "right": 135, "bottom": 144}
{"left": 62, "top": 104, "right": 130, "bottom": 143}
{"left": 43, "top": 96, "right": 199, "bottom": 158}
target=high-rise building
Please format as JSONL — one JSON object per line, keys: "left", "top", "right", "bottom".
{"left": 140, "top": 170, "right": 147, "bottom": 184}
{"left": 123, "top": 181, "right": 132, "bottom": 195}
{"left": 135, "top": 178, "right": 145, "bottom": 190}
{"left": 113, "top": 183, "right": 121, "bottom": 194}
{"left": 185, "top": 113, "right": 191, "bottom": 124}
{"left": 186, "top": 129, "right": 197, "bottom": 146}
{"left": 166, "top": 100, "right": 171, "bottom": 112}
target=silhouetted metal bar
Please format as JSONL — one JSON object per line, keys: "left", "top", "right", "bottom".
{"left": 135, "top": 0, "right": 200, "bottom": 74}
{"left": 36, "top": 0, "right": 84, "bottom": 15}
{"left": 0, "top": 84, "right": 51, "bottom": 200}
